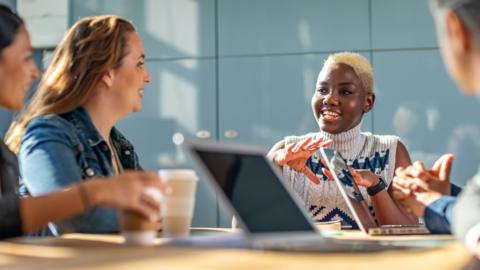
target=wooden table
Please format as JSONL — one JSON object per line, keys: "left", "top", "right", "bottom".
{"left": 0, "top": 229, "right": 473, "bottom": 270}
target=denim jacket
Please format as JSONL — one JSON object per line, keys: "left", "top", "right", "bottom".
{"left": 19, "top": 106, "right": 141, "bottom": 234}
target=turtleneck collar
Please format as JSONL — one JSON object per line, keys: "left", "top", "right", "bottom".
{"left": 318, "top": 122, "right": 365, "bottom": 159}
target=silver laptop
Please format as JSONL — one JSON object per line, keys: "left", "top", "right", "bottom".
{"left": 319, "top": 148, "right": 430, "bottom": 235}
{"left": 180, "top": 140, "right": 444, "bottom": 252}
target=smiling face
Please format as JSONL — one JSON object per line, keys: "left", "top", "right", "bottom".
{"left": 312, "top": 63, "right": 374, "bottom": 134}
{"left": 0, "top": 26, "right": 39, "bottom": 111}
{"left": 109, "top": 31, "right": 151, "bottom": 116}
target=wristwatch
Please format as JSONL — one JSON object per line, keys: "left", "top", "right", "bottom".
{"left": 367, "top": 177, "right": 387, "bottom": 196}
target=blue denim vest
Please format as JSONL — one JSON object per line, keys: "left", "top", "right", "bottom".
{"left": 19, "top": 106, "right": 141, "bottom": 234}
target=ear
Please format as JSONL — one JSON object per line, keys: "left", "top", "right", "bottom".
{"left": 445, "top": 10, "right": 472, "bottom": 55}
{"left": 363, "top": 92, "right": 375, "bottom": 113}
{"left": 101, "top": 69, "right": 115, "bottom": 88}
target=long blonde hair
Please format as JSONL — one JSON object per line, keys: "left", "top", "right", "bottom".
{"left": 5, "top": 15, "right": 135, "bottom": 153}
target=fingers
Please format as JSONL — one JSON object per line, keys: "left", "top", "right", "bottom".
{"left": 431, "top": 154, "right": 446, "bottom": 174}
{"left": 395, "top": 166, "right": 406, "bottom": 177}
{"left": 132, "top": 171, "right": 164, "bottom": 191}
{"left": 320, "top": 158, "right": 328, "bottom": 167}
{"left": 412, "top": 161, "right": 426, "bottom": 171}
{"left": 321, "top": 167, "right": 334, "bottom": 180}
{"left": 274, "top": 151, "right": 287, "bottom": 166}
{"left": 403, "top": 165, "right": 435, "bottom": 183}
{"left": 349, "top": 168, "right": 374, "bottom": 188}
{"left": 348, "top": 167, "right": 360, "bottom": 181}
{"left": 292, "top": 136, "right": 333, "bottom": 154}
{"left": 352, "top": 169, "right": 371, "bottom": 177}
{"left": 141, "top": 191, "right": 162, "bottom": 212}
{"left": 394, "top": 173, "right": 429, "bottom": 193}
{"left": 130, "top": 202, "right": 161, "bottom": 222}
{"left": 301, "top": 167, "right": 320, "bottom": 184}
{"left": 286, "top": 143, "right": 296, "bottom": 154}
{"left": 393, "top": 175, "right": 414, "bottom": 190}
{"left": 392, "top": 178, "right": 413, "bottom": 198}
{"left": 293, "top": 137, "right": 312, "bottom": 152}
{"left": 305, "top": 136, "right": 323, "bottom": 150}
{"left": 321, "top": 139, "right": 333, "bottom": 148}
{"left": 438, "top": 154, "right": 455, "bottom": 181}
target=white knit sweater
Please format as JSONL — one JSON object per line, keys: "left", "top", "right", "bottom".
{"left": 282, "top": 123, "right": 399, "bottom": 228}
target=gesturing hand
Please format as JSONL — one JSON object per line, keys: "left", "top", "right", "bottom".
{"left": 392, "top": 154, "right": 455, "bottom": 217}
{"left": 273, "top": 136, "right": 332, "bottom": 184}
{"left": 321, "top": 166, "right": 381, "bottom": 188}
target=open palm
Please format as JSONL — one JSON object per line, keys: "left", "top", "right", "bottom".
{"left": 274, "top": 136, "right": 332, "bottom": 184}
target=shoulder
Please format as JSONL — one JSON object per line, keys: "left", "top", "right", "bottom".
{"left": 26, "top": 114, "right": 74, "bottom": 134}
{"left": 362, "top": 132, "right": 411, "bottom": 168}
{"left": 21, "top": 114, "right": 78, "bottom": 152}
{"left": 362, "top": 132, "right": 400, "bottom": 145}
{"left": 362, "top": 132, "right": 400, "bottom": 151}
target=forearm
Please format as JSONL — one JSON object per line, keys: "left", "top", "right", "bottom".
{"left": 424, "top": 196, "right": 455, "bottom": 234}
{"left": 371, "top": 190, "right": 418, "bottom": 225}
{"left": 20, "top": 185, "right": 87, "bottom": 234}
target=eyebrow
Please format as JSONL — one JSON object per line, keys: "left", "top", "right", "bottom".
{"left": 318, "top": 81, "right": 354, "bottom": 86}
{"left": 338, "top": 82, "right": 354, "bottom": 86}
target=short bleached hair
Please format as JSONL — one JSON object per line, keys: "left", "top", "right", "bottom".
{"left": 319, "top": 52, "right": 374, "bottom": 93}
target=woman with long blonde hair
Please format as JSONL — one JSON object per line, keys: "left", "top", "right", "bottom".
{"left": 0, "top": 5, "right": 162, "bottom": 239}
{"left": 6, "top": 14, "right": 154, "bottom": 233}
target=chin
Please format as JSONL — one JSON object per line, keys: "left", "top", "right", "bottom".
{"left": 317, "top": 121, "right": 339, "bottom": 134}
{"left": 133, "top": 104, "right": 142, "bottom": 113}
{"left": 6, "top": 99, "right": 23, "bottom": 112}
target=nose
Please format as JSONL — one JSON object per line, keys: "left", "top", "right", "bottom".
{"left": 31, "top": 62, "right": 40, "bottom": 80}
{"left": 322, "top": 90, "right": 339, "bottom": 106}
{"left": 144, "top": 67, "right": 152, "bottom": 84}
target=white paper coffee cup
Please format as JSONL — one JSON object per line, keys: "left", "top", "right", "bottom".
{"left": 158, "top": 169, "right": 198, "bottom": 238}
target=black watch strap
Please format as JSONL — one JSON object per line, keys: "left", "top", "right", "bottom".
{"left": 367, "top": 177, "right": 387, "bottom": 196}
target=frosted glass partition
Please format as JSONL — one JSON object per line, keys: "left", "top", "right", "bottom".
{"left": 373, "top": 50, "right": 480, "bottom": 187}
{"left": 71, "top": 0, "right": 216, "bottom": 59}
{"left": 371, "top": 0, "right": 437, "bottom": 49}
{"left": 219, "top": 0, "right": 370, "bottom": 56}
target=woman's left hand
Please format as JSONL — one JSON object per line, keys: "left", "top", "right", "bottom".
{"left": 321, "top": 166, "right": 380, "bottom": 188}
{"left": 349, "top": 168, "right": 380, "bottom": 188}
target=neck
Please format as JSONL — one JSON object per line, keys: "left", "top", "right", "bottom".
{"left": 319, "top": 123, "right": 364, "bottom": 155}
{"left": 83, "top": 93, "right": 120, "bottom": 141}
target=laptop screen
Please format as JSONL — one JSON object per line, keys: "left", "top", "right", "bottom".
{"left": 319, "top": 148, "right": 378, "bottom": 231}
{"left": 193, "top": 148, "right": 315, "bottom": 233}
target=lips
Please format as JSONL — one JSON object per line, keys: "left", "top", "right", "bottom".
{"left": 138, "top": 90, "right": 144, "bottom": 97}
{"left": 320, "top": 109, "right": 341, "bottom": 122}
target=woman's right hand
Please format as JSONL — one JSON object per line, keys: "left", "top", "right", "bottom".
{"left": 272, "top": 136, "right": 332, "bottom": 184}
{"left": 83, "top": 171, "right": 163, "bottom": 222}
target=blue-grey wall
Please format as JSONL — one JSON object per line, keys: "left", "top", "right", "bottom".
{"left": 11, "top": 0, "right": 480, "bottom": 227}
{"left": 0, "top": 0, "right": 15, "bottom": 10}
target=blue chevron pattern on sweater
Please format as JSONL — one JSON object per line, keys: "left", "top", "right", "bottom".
{"left": 306, "top": 149, "right": 390, "bottom": 181}
{"left": 310, "top": 206, "right": 358, "bottom": 229}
